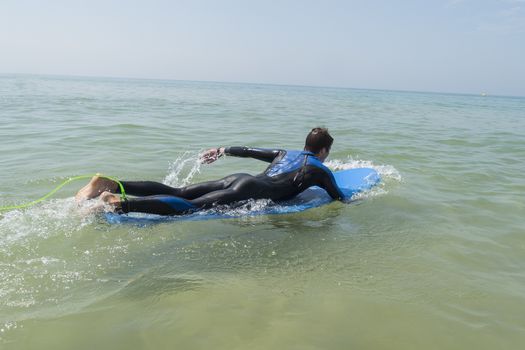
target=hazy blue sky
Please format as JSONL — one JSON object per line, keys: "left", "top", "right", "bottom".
{"left": 1, "top": 0, "right": 524, "bottom": 96}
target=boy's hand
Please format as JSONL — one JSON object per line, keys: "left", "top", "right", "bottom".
{"left": 200, "top": 147, "right": 224, "bottom": 164}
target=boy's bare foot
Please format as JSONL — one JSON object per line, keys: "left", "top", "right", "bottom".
{"left": 100, "top": 191, "right": 121, "bottom": 206}
{"left": 84, "top": 191, "right": 122, "bottom": 214}
{"left": 75, "top": 175, "right": 118, "bottom": 202}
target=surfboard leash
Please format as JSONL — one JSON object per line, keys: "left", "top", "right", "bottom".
{"left": 0, "top": 174, "right": 127, "bottom": 212}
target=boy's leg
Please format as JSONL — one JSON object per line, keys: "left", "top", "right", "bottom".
{"left": 189, "top": 174, "right": 264, "bottom": 207}
{"left": 121, "top": 174, "right": 242, "bottom": 198}
{"left": 76, "top": 174, "right": 243, "bottom": 201}
{"left": 102, "top": 174, "right": 263, "bottom": 216}
{"left": 168, "top": 174, "right": 242, "bottom": 199}
{"left": 101, "top": 193, "right": 196, "bottom": 216}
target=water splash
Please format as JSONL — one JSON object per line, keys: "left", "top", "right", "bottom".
{"left": 0, "top": 198, "right": 94, "bottom": 247}
{"left": 0, "top": 198, "right": 102, "bottom": 319}
{"left": 163, "top": 151, "right": 202, "bottom": 187}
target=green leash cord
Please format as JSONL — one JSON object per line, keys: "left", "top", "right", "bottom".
{"left": 0, "top": 174, "right": 127, "bottom": 212}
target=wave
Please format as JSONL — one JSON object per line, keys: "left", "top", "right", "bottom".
{"left": 325, "top": 157, "right": 402, "bottom": 181}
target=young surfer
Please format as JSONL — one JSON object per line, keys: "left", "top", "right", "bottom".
{"left": 76, "top": 127, "right": 346, "bottom": 215}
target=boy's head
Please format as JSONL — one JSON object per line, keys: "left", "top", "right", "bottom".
{"left": 304, "top": 127, "right": 333, "bottom": 161}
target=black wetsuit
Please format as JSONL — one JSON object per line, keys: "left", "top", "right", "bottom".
{"left": 118, "top": 147, "right": 346, "bottom": 215}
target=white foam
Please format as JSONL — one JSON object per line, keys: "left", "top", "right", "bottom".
{"left": 23, "top": 256, "right": 63, "bottom": 266}
{"left": 0, "top": 321, "right": 19, "bottom": 336}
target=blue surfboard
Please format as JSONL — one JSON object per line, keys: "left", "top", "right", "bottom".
{"left": 105, "top": 168, "right": 380, "bottom": 224}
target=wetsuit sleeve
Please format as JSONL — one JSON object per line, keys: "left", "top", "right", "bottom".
{"left": 224, "top": 146, "right": 283, "bottom": 163}
{"left": 318, "top": 168, "right": 347, "bottom": 201}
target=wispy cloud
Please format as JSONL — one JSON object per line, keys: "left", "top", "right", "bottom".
{"left": 446, "top": 0, "right": 525, "bottom": 34}
{"left": 476, "top": 5, "right": 525, "bottom": 34}
{"left": 445, "top": 0, "right": 468, "bottom": 8}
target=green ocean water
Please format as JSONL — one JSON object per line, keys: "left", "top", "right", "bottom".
{"left": 0, "top": 74, "right": 524, "bottom": 349}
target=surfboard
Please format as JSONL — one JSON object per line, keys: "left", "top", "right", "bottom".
{"left": 104, "top": 167, "right": 380, "bottom": 224}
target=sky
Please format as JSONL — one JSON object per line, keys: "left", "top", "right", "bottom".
{"left": 1, "top": 0, "right": 524, "bottom": 96}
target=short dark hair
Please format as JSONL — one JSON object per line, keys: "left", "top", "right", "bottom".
{"left": 304, "top": 127, "right": 333, "bottom": 154}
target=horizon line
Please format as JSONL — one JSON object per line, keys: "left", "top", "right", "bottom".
{"left": 1, "top": 72, "right": 523, "bottom": 99}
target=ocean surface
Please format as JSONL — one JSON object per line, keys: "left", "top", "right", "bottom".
{"left": 0, "top": 74, "right": 524, "bottom": 350}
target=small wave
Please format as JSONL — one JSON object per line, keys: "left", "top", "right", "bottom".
{"left": 325, "top": 157, "right": 401, "bottom": 201}
{"left": 325, "top": 157, "right": 402, "bottom": 182}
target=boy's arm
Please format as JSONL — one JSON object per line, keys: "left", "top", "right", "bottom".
{"left": 318, "top": 168, "right": 346, "bottom": 201}
{"left": 201, "top": 146, "right": 282, "bottom": 163}
{"left": 223, "top": 146, "right": 282, "bottom": 162}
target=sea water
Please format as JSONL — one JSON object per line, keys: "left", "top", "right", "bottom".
{"left": 0, "top": 74, "right": 524, "bottom": 349}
